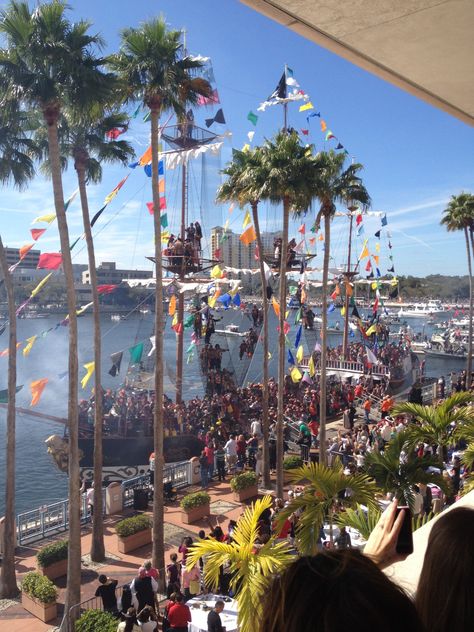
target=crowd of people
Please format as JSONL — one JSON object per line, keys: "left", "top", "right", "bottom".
{"left": 162, "top": 221, "right": 203, "bottom": 274}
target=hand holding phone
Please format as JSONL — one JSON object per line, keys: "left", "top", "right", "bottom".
{"left": 395, "top": 506, "right": 414, "bottom": 555}
{"left": 364, "top": 500, "right": 413, "bottom": 568}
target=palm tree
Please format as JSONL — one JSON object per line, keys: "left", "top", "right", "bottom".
{"left": 0, "top": 235, "right": 19, "bottom": 598}
{"left": 260, "top": 131, "right": 320, "bottom": 498}
{"left": 364, "top": 431, "right": 448, "bottom": 510}
{"left": 0, "top": 0, "right": 115, "bottom": 613}
{"left": 276, "top": 459, "right": 378, "bottom": 553}
{"left": 217, "top": 147, "right": 272, "bottom": 487}
{"left": 311, "top": 151, "right": 370, "bottom": 466}
{"left": 111, "top": 16, "right": 210, "bottom": 574}
{"left": 0, "top": 99, "right": 38, "bottom": 598}
{"left": 36, "top": 110, "right": 135, "bottom": 561}
{"left": 394, "top": 392, "right": 474, "bottom": 461}
{"left": 441, "top": 192, "right": 474, "bottom": 379}
{"left": 186, "top": 496, "right": 295, "bottom": 632}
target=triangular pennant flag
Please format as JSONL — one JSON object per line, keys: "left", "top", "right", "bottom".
{"left": 129, "top": 342, "right": 144, "bottom": 364}
{"left": 138, "top": 146, "right": 152, "bottom": 166}
{"left": 306, "top": 112, "right": 320, "bottom": 123}
{"left": 295, "top": 324, "right": 302, "bottom": 348}
{"left": 37, "top": 253, "right": 62, "bottom": 270}
{"left": 30, "top": 229, "right": 46, "bottom": 241}
{"left": 308, "top": 355, "right": 316, "bottom": 377}
{"left": 30, "top": 378, "right": 48, "bottom": 406}
{"left": 375, "top": 242, "right": 380, "bottom": 253}
{"left": 90, "top": 205, "right": 107, "bottom": 227}
{"left": 168, "top": 295, "right": 177, "bottom": 316}
{"left": 290, "top": 366, "right": 303, "bottom": 383}
{"left": 109, "top": 350, "right": 124, "bottom": 377}
{"left": 298, "top": 223, "right": 305, "bottom": 235}
{"left": 243, "top": 210, "right": 252, "bottom": 229}
{"left": 104, "top": 176, "right": 128, "bottom": 205}
{"left": 299, "top": 102, "right": 314, "bottom": 112}
{"left": 327, "top": 303, "right": 335, "bottom": 313}
{"left": 97, "top": 284, "right": 118, "bottom": 294}
{"left": 81, "top": 362, "right": 95, "bottom": 389}
{"left": 30, "top": 272, "right": 53, "bottom": 298}
{"left": 325, "top": 130, "right": 336, "bottom": 141}
{"left": 272, "top": 297, "right": 280, "bottom": 317}
{"left": 23, "top": 335, "right": 37, "bottom": 357}
{"left": 210, "top": 264, "right": 223, "bottom": 279}
{"left": 288, "top": 349, "right": 295, "bottom": 366}
{"left": 335, "top": 143, "right": 344, "bottom": 150}
{"left": 351, "top": 306, "right": 360, "bottom": 319}
{"left": 296, "top": 344, "right": 304, "bottom": 363}
{"left": 19, "top": 244, "right": 34, "bottom": 260}
{"left": 366, "top": 347, "right": 378, "bottom": 365}
{"left": 32, "top": 213, "right": 56, "bottom": 224}
{"left": 240, "top": 225, "right": 257, "bottom": 246}
{"left": 268, "top": 72, "right": 286, "bottom": 100}
{"left": 365, "top": 259, "right": 372, "bottom": 272}
{"left": 387, "top": 266, "right": 395, "bottom": 273}
{"left": 247, "top": 111, "right": 258, "bottom": 125}
{"left": 381, "top": 214, "right": 388, "bottom": 226}
{"left": 300, "top": 129, "right": 309, "bottom": 136}
{"left": 359, "top": 239, "right": 369, "bottom": 259}
{"left": 302, "top": 371, "right": 312, "bottom": 384}
{"left": 374, "top": 230, "right": 381, "bottom": 238}
{"left": 233, "top": 293, "right": 241, "bottom": 307}
{"left": 148, "top": 336, "right": 156, "bottom": 357}
{"left": 320, "top": 120, "right": 327, "bottom": 132}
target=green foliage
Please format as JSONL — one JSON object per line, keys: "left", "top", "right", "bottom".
{"left": 230, "top": 471, "right": 258, "bottom": 492}
{"left": 180, "top": 491, "right": 210, "bottom": 511}
{"left": 277, "top": 460, "right": 378, "bottom": 555}
{"left": 283, "top": 456, "right": 303, "bottom": 471}
{"left": 115, "top": 514, "right": 151, "bottom": 538}
{"left": 364, "top": 431, "right": 448, "bottom": 510}
{"left": 21, "top": 572, "right": 57, "bottom": 604}
{"left": 186, "top": 496, "right": 295, "bottom": 632}
{"left": 75, "top": 609, "right": 117, "bottom": 632}
{"left": 335, "top": 507, "right": 382, "bottom": 540}
{"left": 36, "top": 539, "right": 68, "bottom": 568}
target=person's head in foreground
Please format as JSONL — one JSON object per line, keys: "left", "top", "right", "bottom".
{"left": 416, "top": 507, "right": 474, "bottom": 632}
{"left": 260, "top": 550, "right": 423, "bottom": 632}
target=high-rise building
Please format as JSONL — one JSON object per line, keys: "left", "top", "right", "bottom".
{"left": 4, "top": 247, "right": 40, "bottom": 269}
{"left": 82, "top": 261, "right": 154, "bottom": 285}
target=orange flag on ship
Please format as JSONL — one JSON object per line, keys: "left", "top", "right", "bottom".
{"left": 30, "top": 378, "right": 48, "bottom": 406}
{"left": 169, "top": 295, "right": 176, "bottom": 316}
{"left": 272, "top": 297, "right": 280, "bottom": 317}
{"left": 240, "top": 225, "right": 257, "bottom": 246}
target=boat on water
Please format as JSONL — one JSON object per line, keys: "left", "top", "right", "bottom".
{"left": 398, "top": 300, "right": 446, "bottom": 318}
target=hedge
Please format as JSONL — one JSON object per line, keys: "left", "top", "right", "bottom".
{"left": 230, "top": 471, "right": 258, "bottom": 492}
{"left": 21, "top": 572, "right": 57, "bottom": 604}
{"left": 283, "top": 456, "right": 303, "bottom": 471}
{"left": 75, "top": 609, "right": 117, "bottom": 632}
{"left": 37, "top": 539, "right": 68, "bottom": 568}
{"left": 115, "top": 514, "right": 151, "bottom": 538}
{"left": 180, "top": 491, "right": 210, "bottom": 511}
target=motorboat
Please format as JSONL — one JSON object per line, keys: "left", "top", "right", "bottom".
{"left": 398, "top": 300, "right": 446, "bottom": 318}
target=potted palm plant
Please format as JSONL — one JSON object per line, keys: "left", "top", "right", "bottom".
{"left": 115, "top": 514, "right": 152, "bottom": 554}
{"left": 230, "top": 471, "right": 258, "bottom": 502}
{"left": 283, "top": 456, "right": 303, "bottom": 483}
{"left": 36, "top": 539, "right": 68, "bottom": 580}
{"left": 180, "top": 491, "right": 210, "bottom": 524}
{"left": 21, "top": 571, "right": 57, "bottom": 623}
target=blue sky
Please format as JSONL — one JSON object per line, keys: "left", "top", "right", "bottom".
{"left": 0, "top": 0, "right": 473, "bottom": 277}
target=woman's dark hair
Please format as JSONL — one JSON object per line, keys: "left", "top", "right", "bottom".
{"left": 123, "top": 607, "right": 137, "bottom": 632}
{"left": 260, "top": 550, "right": 423, "bottom": 632}
{"left": 416, "top": 507, "right": 474, "bottom": 632}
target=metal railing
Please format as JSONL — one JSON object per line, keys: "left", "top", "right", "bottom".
{"left": 121, "top": 460, "right": 193, "bottom": 509}
{"left": 300, "top": 357, "right": 391, "bottom": 378}
{"left": 17, "top": 495, "right": 91, "bottom": 546}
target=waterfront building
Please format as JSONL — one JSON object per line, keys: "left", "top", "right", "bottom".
{"left": 82, "top": 261, "right": 154, "bottom": 285}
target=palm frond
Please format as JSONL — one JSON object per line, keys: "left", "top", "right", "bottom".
{"left": 335, "top": 506, "right": 382, "bottom": 540}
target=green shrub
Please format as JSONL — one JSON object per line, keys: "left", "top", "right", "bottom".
{"left": 180, "top": 491, "right": 210, "bottom": 511}
{"left": 115, "top": 514, "right": 151, "bottom": 538}
{"left": 230, "top": 471, "right": 258, "bottom": 492}
{"left": 37, "top": 539, "right": 68, "bottom": 568}
{"left": 75, "top": 609, "right": 117, "bottom": 632}
{"left": 21, "top": 572, "right": 57, "bottom": 604}
{"left": 283, "top": 456, "right": 303, "bottom": 471}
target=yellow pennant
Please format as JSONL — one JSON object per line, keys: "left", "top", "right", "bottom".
{"left": 31, "top": 273, "right": 53, "bottom": 298}
{"left": 210, "top": 265, "right": 223, "bottom": 279}
{"left": 375, "top": 242, "right": 380, "bottom": 253}
{"left": 81, "top": 361, "right": 95, "bottom": 389}
{"left": 308, "top": 355, "right": 316, "bottom": 377}
{"left": 242, "top": 210, "right": 251, "bottom": 229}
{"left": 341, "top": 306, "right": 346, "bottom": 316}
{"left": 23, "top": 335, "right": 37, "bottom": 357}
{"left": 290, "top": 366, "right": 303, "bottom": 383}
{"left": 299, "top": 101, "right": 314, "bottom": 112}
{"left": 296, "top": 344, "right": 304, "bottom": 363}
{"left": 32, "top": 213, "right": 56, "bottom": 224}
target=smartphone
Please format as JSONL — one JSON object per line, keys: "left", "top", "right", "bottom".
{"left": 395, "top": 506, "right": 414, "bottom": 555}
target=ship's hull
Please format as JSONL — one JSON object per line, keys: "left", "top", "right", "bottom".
{"left": 78, "top": 434, "right": 204, "bottom": 483}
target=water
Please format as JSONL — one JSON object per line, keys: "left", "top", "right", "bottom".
{"left": 0, "top": 307, "right": 465, "bottom": 515}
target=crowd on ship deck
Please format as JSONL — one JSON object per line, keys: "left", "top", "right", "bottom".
{"left": 162, "top": 221, "right": 203, "bottom": 273}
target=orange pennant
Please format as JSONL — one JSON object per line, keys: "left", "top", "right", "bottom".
{"left": 272, "top": 297, "right": 280, "bottom": 317}
{"left": 20, "top": 244, "right": 34, "bottom": 260}
{"left": 239, "top": 225, "right": 257, "bottom": 246}
{"left": 168, "top": 295, "right": 176, "bottom": 316}
{"left": 30, "top": 378, "right": 48, "bottom": 406}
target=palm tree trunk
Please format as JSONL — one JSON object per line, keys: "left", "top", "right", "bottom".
{"left": 276, "top": 197, "right": 289, "bottom": 498}
{"left": 251, "top": 202, "right": 270, "bottom": 488}
{"left": 464, "top": 227, "right": 473, "bottom": 380}
{"left": 319, "top": 212, "right": 330, "bottom": 466}
{"left": 76, "top": 162, "right": 105, "bottom": 562}
{"left": 45, "top": 114, "right": 80, "bottom": 616}
{"left": 0, "top": 237, "right": 18, "bottom": 598}
{"left": 150, "top": 108, "right": 165, "bottom": 576}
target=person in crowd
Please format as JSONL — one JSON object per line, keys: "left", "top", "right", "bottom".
{"left": 215, "top": 442, "right": 227, "bottom": 481}
{"left": 167, "top": 593, "right": 192, "bottom": 631}
{"left": 335, "top": 526, "right": 352, "bottom": 549}
{"left": 182, "top": 559, "right": 201, "bottom": 601}
{"left": 207, "top": 599, "right": 225, "bottom": 632}
{"left": 416, "top": 507, "right": 474, "bottom": 632}
{"left": 130, "top": 569, "right": 157, "bottom": 613}
{"left": 137, "top": 605, "right": 158, "bottom": 631}
{"left": 166, "top": 553, "right": 181, "bottom": 598}
{"left": 117, "top": 608, "right": 141, "bottom": 632}
{"left": 95, "top": 574, "right": 118, "bottom": 614}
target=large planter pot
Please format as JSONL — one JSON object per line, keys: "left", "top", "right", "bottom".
{"left": 233, "top": 485, "right": 258, "bottom": 503}
{"left": 37, "top": 558, "right": 68, "bottom": 581}
{"left": 21, "top": 592, "right": 57, "bottom": 623}
{"left": 181, "top": 503, "right": 210, "bottom": 525}
{"left": 117, "top": 528, "right": 152, "bottom": 554}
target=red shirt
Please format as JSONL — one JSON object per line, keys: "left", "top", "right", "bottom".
{"left": 308, "top": 420, "right": 319, "bottom": 437}
{"left": 168, "top": 602, "right": 192, "bottom": 627}
{"left": 204, "top": 446, "right": 215, "bottom": 465}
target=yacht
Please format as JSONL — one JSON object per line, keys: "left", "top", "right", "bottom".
{"left": 398, "top": 300, "right": 446, "bottom": 318}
